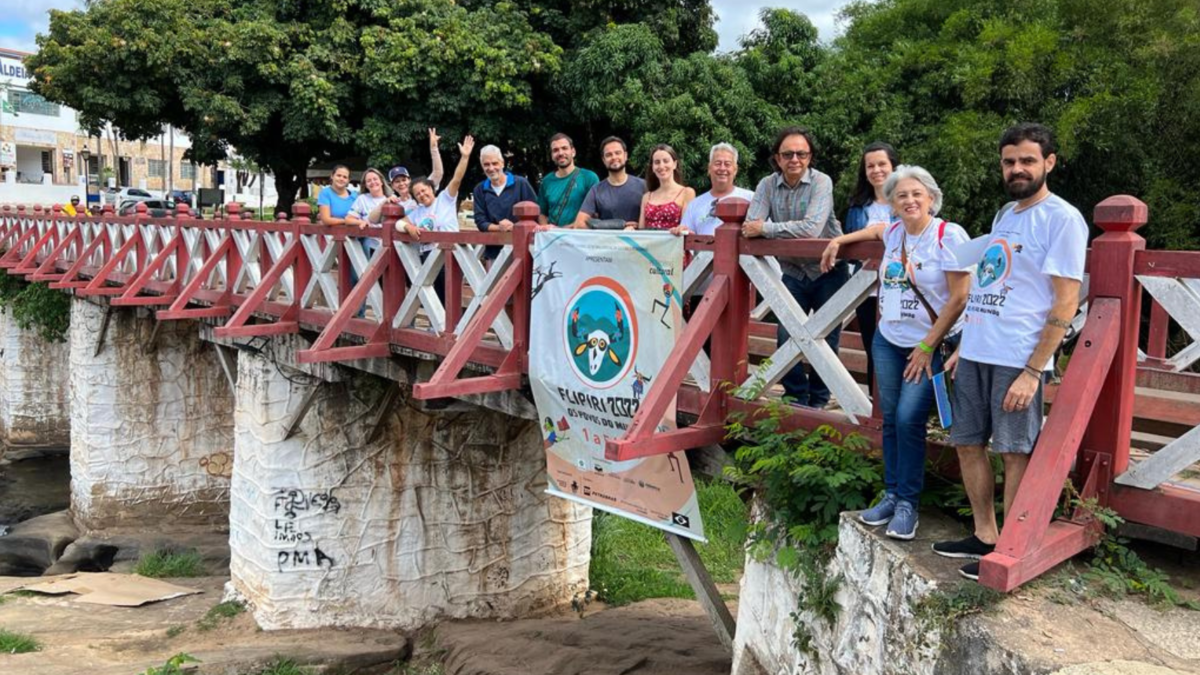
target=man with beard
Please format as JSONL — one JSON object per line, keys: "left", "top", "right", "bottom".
{"left": 538, "top": 133, "right": 599, "bottom": 227}
{"left": 932, "top": 123, "right": 1088, "bottom": 581}
{"left": 572, "top": 136, "right": 646, "bottom": 229}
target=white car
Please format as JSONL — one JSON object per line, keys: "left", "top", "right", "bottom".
{"left": 109, "top": 187, "right": 155, "bottom": 210}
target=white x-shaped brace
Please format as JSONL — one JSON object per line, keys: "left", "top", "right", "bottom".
{"left": 452, "top": 244, "right": 515, "bottom": 349}
{"left": 299, "top": 233, "right": 343, "bottom": 312}
{"left": 393, "top": 244, "right": 447, "bottom": 333}
{"left": 231, "top": 230, "right": 296, "bottom": 306}
{"left": 738, "top": 256, "right": 876, "bottom": 422}
{"left": 1136, "top": 275, "right": 1200, "bottom": 371}
{"left": 681, "top": 252, "right": 786, "bottom": 392}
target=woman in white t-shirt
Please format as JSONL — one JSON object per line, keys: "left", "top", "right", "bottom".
{"left": 398, "top": 135, "right": 475, "bottom": 306}
{"left": 820, "top": 165, "right": 970, "bottom": 541}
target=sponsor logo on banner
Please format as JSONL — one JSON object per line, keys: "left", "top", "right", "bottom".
{"left": 529, "top": 231, "right": 705, "bottom": 541}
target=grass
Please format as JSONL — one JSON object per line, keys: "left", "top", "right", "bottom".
{"left": 0, "top": 628, "right": 41, "bottom": 654}
{"left": 197, "top": 600, "right": 246, "bottom": 631}
{"left": 134, "top": 549, "right": 206, "bottom": 578}
{"left": 588, "top": 477, "right": 748, "bottom": 606}
{"left": 247, "top": 659, "right": 312, "bottom": 675}
{"left": 165, "top": 625, "right": 186, "bottom": 638}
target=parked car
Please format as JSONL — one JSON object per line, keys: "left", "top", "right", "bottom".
{"left": 112, "top": 187, "right": 155, "bottom": 210}
{"left": 118, "top": 199, "right": 176, "bottom": 218}
{"left": 168, "top": 189, "right": 194, "bottom": 204}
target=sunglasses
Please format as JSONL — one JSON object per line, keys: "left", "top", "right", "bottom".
{"left": 777, "top": 150, "right": 811, "bottom": 160}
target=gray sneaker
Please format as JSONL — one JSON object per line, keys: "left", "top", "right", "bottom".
{"left": 886, "top": 500, "right": 919, "bottom": 540}
{"left": 859, "top": 493, "right": 898, "bottom": 526}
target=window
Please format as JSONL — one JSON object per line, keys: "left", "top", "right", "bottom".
{"left": 149, "top": 159, "right": 166, "bottom": 178}
{"left": 180, "top": 162, "right": 196, "bottom": 180}
{"left": 41, "top": 151, "right": 53, "bottom": 175}
{"left": 7, "top": 90, "right": 60, "bottom": 117}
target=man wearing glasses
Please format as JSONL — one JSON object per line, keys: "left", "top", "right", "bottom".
{"left": 680, "top": 143, "right": 754, "bottom": 236}
{"left": 742, "top": 126, "right": 846, "bottom": 409}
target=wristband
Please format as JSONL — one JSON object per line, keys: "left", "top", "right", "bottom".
{"left": 917, "top": 341, "right": 935, "bottom": 354}
{"left": 1023, "top": 365, "right": 1041, "bottom": 378}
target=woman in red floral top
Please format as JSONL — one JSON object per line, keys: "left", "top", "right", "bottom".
{"left": 635, "top": 144, "right": 696, "bottom": 235}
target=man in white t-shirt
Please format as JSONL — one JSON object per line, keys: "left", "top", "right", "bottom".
{"left": 680, "top": 143, "right": 755, "bottom": 236}
{"left": 932, "top": 123, "right": 1089, "bottom": 581}
{"left": 399, "top": 135, "right": 475, "bottom": 304}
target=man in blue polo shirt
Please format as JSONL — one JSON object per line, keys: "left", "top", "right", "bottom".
{"left": 472, "top": 143, "right": 537, "bottom": 260}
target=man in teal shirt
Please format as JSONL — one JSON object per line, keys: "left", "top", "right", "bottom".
{"left": 537, "top": 133, "right": 600, "bottom": 227}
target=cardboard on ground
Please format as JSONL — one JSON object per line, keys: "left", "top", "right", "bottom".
{"left": 14, "top": 572, "right": 201, "bottom": 606}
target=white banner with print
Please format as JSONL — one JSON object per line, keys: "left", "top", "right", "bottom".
{"left": 529, "top": 230, "right": 705, "bottom": 541}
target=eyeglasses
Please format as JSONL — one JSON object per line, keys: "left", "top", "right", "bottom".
{"left": 777, "top": 150, "right": 811, "bottom": 160}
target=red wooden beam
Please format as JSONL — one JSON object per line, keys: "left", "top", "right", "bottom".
{"left": 51, "top": 227, "right": 111, "bottom": 290}
{"left": 157, "top": 234, "right": 235, "bottom": 321}
{"left": 978, "top": 299, "right": 1120, "bottom": 591}
{"left": 412, "top": 260, "right": 524, "bottom": 398}
{"left": 111, "top": 226, "right": 185, "bottom": 306}
{"left": 979, "top": 520, "right": 1101, "bottom": 592}
{"left": 0, "top": 225, "right": 40, "bottom": 269}
{"left": 213, "top": 236, "right": 302, "bottom": 338}
{"left": 29, "top": 226, "right": 82, "bottom": 281}
{"left": 1134, "top": 249, "right": 1200, "bottom": 278}
{"left": 10, "top": 224, "right": 60, "bottom": 276}
{"left": 79, "top": 224, "right": 146, "bottom": 297}
{"left": 1109, "top": 483, "right": 1200, "bottom": 539}
{"left": 605, "top": 275, "right": 729, "bottom": 461}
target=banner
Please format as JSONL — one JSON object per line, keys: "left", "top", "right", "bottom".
{"left": 529, "top": 230, "right": 705, "bottom": 541}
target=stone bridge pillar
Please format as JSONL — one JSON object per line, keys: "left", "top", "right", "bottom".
{"left": 68, "top": 297, "right": 235, "bottom": 531}
{"left": 229, "top": 349, "right": 592, "bottom": 630}
{"left": 0, "top": 307, "right": 71, "bottom": 452}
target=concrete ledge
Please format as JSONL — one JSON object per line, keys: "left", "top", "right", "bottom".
{"left": 732, "top": 510, "right": 1200, "bottom": 675}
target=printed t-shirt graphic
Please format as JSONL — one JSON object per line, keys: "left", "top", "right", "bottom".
{"left": 877, "top": 220, "right": 970, "bottom": 348}
{"left": 959, "top": 194, "right": 1088, "bottom": 370}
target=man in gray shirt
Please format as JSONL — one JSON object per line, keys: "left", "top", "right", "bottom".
{"left": 573, "top": 136, "right": 646, "bottom": 229}
{"left": 742, "top": 126, "right": 847, "bottom": 408}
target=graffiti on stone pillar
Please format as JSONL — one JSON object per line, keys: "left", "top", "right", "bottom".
{"left": 271, "top": 487, "right": 341, "bottom": 572}
{"left": 272, "top": 488, "right": 341, "bottom": 519}
{"left": 276, "top": 546, "right": 336, "bottom": 573}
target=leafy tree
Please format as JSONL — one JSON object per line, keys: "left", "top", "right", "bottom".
{"left": 28, "top": 0, "right": 561, "bottom": 211}
{"left": 806, "top": 0, "right": 1200, "bottom": 247}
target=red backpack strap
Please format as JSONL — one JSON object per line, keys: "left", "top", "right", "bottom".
{"left": 936, "top": 219, "right": 948, "bottom": 247}
{"left": 886, "top": 222, "right": 902, "bottom": 239}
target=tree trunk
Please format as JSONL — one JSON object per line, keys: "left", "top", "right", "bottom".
{"left": 272, "top": 170, "right": 301, "bottom": 216}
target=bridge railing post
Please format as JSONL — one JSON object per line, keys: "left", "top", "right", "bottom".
{"left": 292, "top": 202, "right": 313, "bottom": 321}
{"left": 1079, "top": 196, "right": 1147, "bottom": 489}
{"left": 381, "top": 202, "right": 406, "bottom": 326}
{"left": 512, "top": 202, "right": 539, "bottom": 373}
{"left": 707, "top": 198, "right": 751, "bottom": 423}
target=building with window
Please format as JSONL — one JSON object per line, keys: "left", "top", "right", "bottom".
{"left": 0, "top": 46, "right": 228, "bottom": 206}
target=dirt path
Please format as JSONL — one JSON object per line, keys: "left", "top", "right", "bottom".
{"left": 435, "top": 597, "right": 735, "bottom": 675}
{"left": 0, "top": 575, "right": 409, "bottom": 675}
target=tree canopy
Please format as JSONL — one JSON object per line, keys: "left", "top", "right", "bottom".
{"left": 24, "top": 0, "right": 1200, "bottom": 248}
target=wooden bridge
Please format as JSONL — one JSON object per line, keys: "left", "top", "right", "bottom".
{"left": 1, "top": 194, "right": 1197, "bottom": 595}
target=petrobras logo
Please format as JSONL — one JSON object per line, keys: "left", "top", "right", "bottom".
{"left": 564, "top": 277, "right": 638, "bottom": 389}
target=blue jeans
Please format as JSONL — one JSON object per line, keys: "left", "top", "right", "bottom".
{"left": 873, "top": 331, "right": 944, "bottom": 504}
{"left": 775, "top": 264, "right": 849, "bottom": 407}
{"left": 348, "top": 239, "right": 378, "bottom": 317}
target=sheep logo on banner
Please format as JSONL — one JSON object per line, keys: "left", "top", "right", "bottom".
{"left": 565, "top": 277, "right": 638, "bottom": 389}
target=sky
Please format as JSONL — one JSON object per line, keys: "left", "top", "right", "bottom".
{"left": 1, "top": 0, "right": 849, "bottom": 55}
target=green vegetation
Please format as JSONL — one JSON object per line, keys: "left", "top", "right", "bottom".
{"left": 588, "top": 478, "right": 748, "bottom": 606}
{"left": 245, "top": 659, "right": 311, "bottom": 675}
{"left": 1057, "top": 493, "right": 1200, "bottom": 610}
{"left": 915, "top": 582, "right": 1004, "bottom": 638}
{"left": 197, "top": 600, "right": 246, "bottom": 632}
{"left": 142, "top": 653, "right": 200, "bottom": 675}
{"left": 0, "top": 275, "right": 71, "bottom": 343}
{"left": 725, "top": 387, "right": 882, "bottom": 554}
{"left": 133, "top": 549, "right": 206, "bottom": 578}
{"left": 165, "top": 624, "right": 186, "bottom": 638}
{"left": 0, "top": 628, "right": 41, "bottom": 654}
